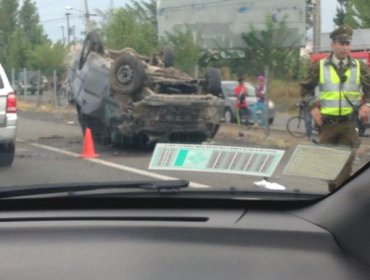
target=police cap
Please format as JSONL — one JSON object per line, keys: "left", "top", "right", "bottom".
{"left": 329, "top": 25, "right": 353, "bottom": 42}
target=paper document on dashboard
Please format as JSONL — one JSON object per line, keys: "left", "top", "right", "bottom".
{"left": 149, "top": 143, "right": 285, "bottom": 177}
{"left": 283, "top": 145, "right": 352, "bottom": 181}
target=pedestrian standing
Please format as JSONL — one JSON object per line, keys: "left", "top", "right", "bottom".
{"left": 234, "top": 76, "right": 249, "bottom": 126}
{"left": 300, "top": 25, "right": 370, "bottom": 191}
{"left": 253, "top": 75, "right": 266, "bottom": 128}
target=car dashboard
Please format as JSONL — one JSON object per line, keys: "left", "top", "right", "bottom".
{"left": 1, "top": 195, "right": 370, "bottom": 280}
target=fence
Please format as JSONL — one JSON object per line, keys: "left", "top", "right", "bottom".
{"left": 11, "top": 68, "right": 72, "bottom": 108}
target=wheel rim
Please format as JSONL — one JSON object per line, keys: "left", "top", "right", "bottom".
{"left": 117, "top": 65, "right": 133, "bottom": 84}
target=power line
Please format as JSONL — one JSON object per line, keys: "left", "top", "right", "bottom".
{"left": 158, "top": 0, "right": 303, "bottom": 13}
{"left": 40, "top": 15, "right": 80, "bottom": 24}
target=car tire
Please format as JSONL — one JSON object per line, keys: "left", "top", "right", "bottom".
{"left": 79, "top": 31, "right": 104, "bottom": 70}
{"left": 224, "top": 108, "right": 234, "bottom": 123}
{"left": 30, "top": 75, "right": 38, "bottom": 86}
{"left": 161, "top": 47, "right": 174, "bottom": 67}
{"left": 205, "top": 68, "right": 222, "bottom": 97}
{"left": 0, "top": 143, "right": 15, "bottom": 167}
{"left": 110, "top": 53, "right": 146, "bottom": 95}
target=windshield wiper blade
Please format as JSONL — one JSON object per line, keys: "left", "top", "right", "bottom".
{"left": 0, "top": 180, "right": 189, "bottom": 199}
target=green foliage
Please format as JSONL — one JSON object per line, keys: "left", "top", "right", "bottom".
{"left": 7, "top": 27, "right": 29, "bottom": 72}
{"left": 25, "top": 42, "right": 67, "bottom": 75}
{"left": 0, "top": 0, "right": 19, "bottom": 73}
{"left": 0, "top": 0, "right": 67, "bottom": 77}
{"left": 126, "top": 0, "right": 157, "bottom": 32}
{"left": 102, "top": 7, "right": 157, "bottom": 55}
{"left": 225, "top": 16, "right": 303, "bottom": 80}
{"left": 306, "top": 0, "right": 314, "bottom": 30}
{"left": 160, "top": 28, "right": 201, "bottom": 75}
{"left": 19, "top": 0, "right": 48, "bottom": 45}
{"left": 334, "top": 0, "right": 370, "bottom": 28}
{"left": 334, "top": 0, "right": 347, "bottom": 26}
{"left": 347, "top": 0, "right": 370, "bottom": 27}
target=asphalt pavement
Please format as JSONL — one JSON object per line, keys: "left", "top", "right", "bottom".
{"left": 11, "top": 96, "right": 370, "bottom": 195}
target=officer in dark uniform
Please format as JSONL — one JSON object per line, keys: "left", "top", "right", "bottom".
{"left": 300, "top": 25, "right": 370, "bottom": 191}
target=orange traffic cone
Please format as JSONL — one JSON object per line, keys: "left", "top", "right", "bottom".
{"left": 80, "top": 128, "right": 99, "bottom": 158}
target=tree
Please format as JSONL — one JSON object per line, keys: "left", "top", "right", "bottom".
{"left": 160, "top": 28, "right": 201, "bottom": 75}
{"left": 348, "top": 0, "right": 370, "bottom": 27}
{"left": 126, "top": 0, "right": 157, "bottom": 33}
{"left": 333, "top": 0, "right": 370, "bottom": 28}
{"left": 102, "top": 7, "right": 157, "bottom": 55}
{"left": 18, "top": 0, "right": 48, "bottom": 45}
{"left": 334, "top": 0, "right": 347, "bottom": 26}
{"left": 306, "top": 0, "right": 314, "bottom": 31}
{"left": 7, "top": 27, "right": 29, "bottom": 72}
{"left": 0, "top": 0, "right": 19, "bottom": 72}
{"left": 230, "top": 16, "right": 302, "bottom": 80}
{"left": 25, "top": 42, "right": 67, "bottom": 75}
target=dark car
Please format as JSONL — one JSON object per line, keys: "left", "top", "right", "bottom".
{"left": 14, "top": 70, "right": 48, "bottom": 95}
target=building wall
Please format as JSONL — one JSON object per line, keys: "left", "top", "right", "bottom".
{"left": 157, "top": 0, "right": 306, "bottom": 49}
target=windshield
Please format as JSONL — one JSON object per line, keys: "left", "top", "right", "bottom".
{"left": 1, "top": 0, "right": 369, "bottom": 198}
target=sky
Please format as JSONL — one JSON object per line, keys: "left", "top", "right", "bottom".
{"left": 33, "top": 0, "right": 128, "bottom": 43}
{"left": 31, "top": 0, "right": 338, "bottom": 43}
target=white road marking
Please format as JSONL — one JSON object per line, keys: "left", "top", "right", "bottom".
{"left": 28, "top": 142, "right": 211, "bottom": 189}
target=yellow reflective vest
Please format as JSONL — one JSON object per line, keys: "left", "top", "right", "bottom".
{"left": 319, "top": 58, "right": 361, "bottom": 116}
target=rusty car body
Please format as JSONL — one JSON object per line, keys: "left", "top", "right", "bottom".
{"left": 69, "top": 31, "right": 224, "bottom": 146}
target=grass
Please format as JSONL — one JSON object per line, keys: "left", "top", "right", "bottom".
{"left": 268, "top": 79, "right": 301, "bottom": 113}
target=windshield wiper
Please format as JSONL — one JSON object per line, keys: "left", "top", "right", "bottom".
{"left": 0, "top": 180, "right": 189, "bottom": 199}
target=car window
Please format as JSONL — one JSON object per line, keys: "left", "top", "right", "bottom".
{"left": 222, "top": 83, "right": 235, "bottom": 97}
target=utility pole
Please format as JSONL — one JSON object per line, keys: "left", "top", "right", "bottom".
{"left": 84, "top": 0, "right": 91, "bottom": 33}
{"left": 60, "top": 26, "right": 65, "bottom": 45}
{"left": 313, "top": 0, "right": 321, "bottom": 52}
{"left": 72, "top": 26, "right": 76, "bottom": 45}
{"left": 66, "top": 11, "right": 71, "bottom": 47}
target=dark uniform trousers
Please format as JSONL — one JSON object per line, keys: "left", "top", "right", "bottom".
{"left": 319, "top": 117, "right": 360, "bottom": 191}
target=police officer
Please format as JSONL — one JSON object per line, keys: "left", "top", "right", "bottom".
{"left": 300, "top": 25, "right": 370, "bottom": 191}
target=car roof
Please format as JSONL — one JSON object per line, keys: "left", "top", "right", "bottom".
{"left": 222, "top": 80, "right": 254, "bottom": 87}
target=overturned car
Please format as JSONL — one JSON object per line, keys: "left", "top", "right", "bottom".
{"left": 69, "top": 31, "right": 224, "bottom": 146}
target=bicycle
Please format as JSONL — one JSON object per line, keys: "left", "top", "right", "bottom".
{"left": 286, "top": 100, "right": 316, "bottom": 138}
{"left": 287, "top": 100, "right": 368, "bottom": 139}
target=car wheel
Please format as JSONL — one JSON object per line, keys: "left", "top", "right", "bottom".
{"left": 224, "top": 108, "right": 234, "bottom": 123}
{"left": 79, "top": 31, "right": 104, "bottom": 70}
{"left": 30, "top": 75, "right": 38, "bottom": 86}
{"left": 205, "top": 68, "right": 222, "bottom": 97}
{"left": 0, "top": 143, "right": 15, "bottom": 167}
{"left": 110, "top": 53, "right": 146, "bottom": 95}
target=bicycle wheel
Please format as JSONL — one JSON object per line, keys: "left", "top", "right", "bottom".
{"left": 286, "top": 116, "right": 306, "bottom": 138}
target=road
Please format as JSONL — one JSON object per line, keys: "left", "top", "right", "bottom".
{"left": 0, "top": 111, "right": 336, "bottom": 194}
